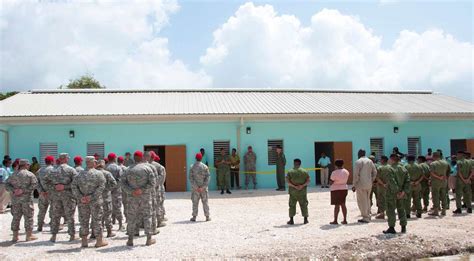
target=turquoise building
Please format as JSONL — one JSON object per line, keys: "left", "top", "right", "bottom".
{"left": 1, "top": 89, "right": 473, "bottom": 191}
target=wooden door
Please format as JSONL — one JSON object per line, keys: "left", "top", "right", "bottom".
{"left": 333, "top": 142, "right": 353, "bottom": 184}
{"left": 467, "top": 139, "right": 474, "bottom": 156}
{"left": 165, "top": 145, "right": 187, "bottom": 192}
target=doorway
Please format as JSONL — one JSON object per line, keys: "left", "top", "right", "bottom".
{"left": 144, "top": 145, "right": 187, "bottom": 192}
{"left": 315, "top": 141, "right": 353, "bottom": 185}
{"left": 450, "top": 139, "right": 474, "bottom": 157}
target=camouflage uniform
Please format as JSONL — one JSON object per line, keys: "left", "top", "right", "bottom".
{"left": 144, "top": 162, "right": 158, "bottom": 232}
{"left": 75, "top": 166, "right": 85, "bottom": 173}
{"left": 189, "top": 161, "right": 210, "bottom": 217}
{"left": 106, "top": 163, "right": 124, "bottom": 224}
{"left": 36, "top": 165, "right": 54, "bottom": 230}
{"left": 455, "top": 158, "right": 472, "bottom": 210}
{"left": 287, "top": 167, "right": 309, "bottom": 218}
{"left": 216, "top": 155, "right": 231, "bottom": 190}
{"left": 151, "top": 161, "right": 166, "bottom": 222}
{"left": 430, "top": 159, "right": 449, "bottom": 214}
{"left": 44, "top": 163, "right": 78, "bottom": 237}
{"left": 386, "top": 162, "right": 409, "bottom": 228}
{"left": 405, "top": 162, "right": 423, "bottom": 216}
{"left": 276, "top": 152, "right": 287, "bottom": 190}
{"left": 121, "top": 163, "right": 156, "bottom": 236}
{"left": 376, "top": 163, "right": 392, "bottom": 214}
{"left": 244, "top": 151, "right": 257, "bottom": 188}
{"left": 119, "top": 164, "right": 128, "bottom": 221}
{"left": 5, "top": 169, "right": 38, "bottom": 232}
{"left": 72, "top": 167, "right": 106, "bottom": 237}
{"left": 419, "top": 162, "right": 431, "bottom": 209}
{"left": 98, "top": 168, "right": 117, "bottom": 232}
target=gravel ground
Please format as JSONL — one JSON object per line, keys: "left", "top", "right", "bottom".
{"left": 0, "top": 188, "right": 473, "bottom": 260}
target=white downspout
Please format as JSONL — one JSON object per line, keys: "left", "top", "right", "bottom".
{"left": 0, "top": 129, "right": 9, "bottom": 155}
{"left": 237, "top": 117, "right": 244, "bottom": 153}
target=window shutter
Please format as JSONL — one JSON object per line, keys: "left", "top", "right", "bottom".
{"left": 370, "top": 138, "right": 384, "bottom": 160}
{"left": 407, "top": 137, "right": 421, "bottom": 156}
{"left": 39, "top": 143, "right": 58, "bottom": 167}
{"left": 213, "top": 140, "right": 230, "bottom": 162}
{"left": 87, "top": 142, "right": 105, "bottom": 158}
{"left": 267, "top": 139, "right": 283, "bottom": 165}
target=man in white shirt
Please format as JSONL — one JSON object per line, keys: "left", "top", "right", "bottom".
{"left": 352, "top": 149, "right": 377, "bottom": 223}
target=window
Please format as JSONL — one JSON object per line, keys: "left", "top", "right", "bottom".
{"left": 39, "top": 142, "right": 58, "bottom": 167}
{"left": 213, "top": 140, "right": 230, "bottom": 162}
{"left": 268, "top": 139, "right": 283, "bottom": 165}
{"left": 370, "top": 138, "right": 384, "bottom": 160}
{"left": 407, "top": 137, "right": 421, "bottom": 156}
{"left": 87, "top": 142, "right": 105, "bottom": 158}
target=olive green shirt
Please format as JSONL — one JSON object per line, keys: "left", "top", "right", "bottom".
{"left": 457, "top": 158, "right": 471, "bottom": 179}
{"left": 391, "top": 163, "right": 410, "bottom": 197}
{"left": 276, "top": 152, "right": 286, "bottom": 175}
{"left": 429, "top": 159, "right": 450, "bottom": 186}
{"left": 216, "top": 155, "right": 231, "bottom": 173}
{"left": 287, "top": 167, "right": 309, "bottom": 194}
{"left": 376, "top": 164, "right": 393, "bottom": 188}
{"left": 406, "top": 162, "right": 423, "bottom": 182}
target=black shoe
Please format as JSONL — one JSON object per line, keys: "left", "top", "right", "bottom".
{"left": 304, "top": 217, "right": 309, "bottom": 224}
{"left": 467, "top": 208, "right": 472, "bottom": 213}
{"left": 226, "top": 190, "right": 232, "bottom": 194}
{"left": 383, "top": 227, "right": 396, "bottom": 234}
{"left": 220, "top": 190, "right": 224, "bottom": 195}
{"left": 287, "top": 218, "right": 294, "bottom": 225}
{"left": 453, "top": 208, "right": 462, "bottom": 214}
{"left": 416, "top": 213, "right": 422, "bottom": 218}
{"left": 406, "top": 214, "right": 411, "bottom": 219}
{"left": 401, "top": 226, "right": 406, "bottom": 233}
{"left": 357, "top": 219, "right": 369, "bottom": 223}
{"left": 462, "top": 204, "right": 467, "bottom": 209}
{"left": 276, "top": 188, "right": 280, "bottom": 191}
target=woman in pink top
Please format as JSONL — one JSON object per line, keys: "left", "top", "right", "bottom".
{"left": 329, "top": 159, "right": 349, "bottom": 225}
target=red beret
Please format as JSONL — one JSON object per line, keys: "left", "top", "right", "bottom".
{"left": 103, "top": 158, "right": 109, "bottom": 163}
{"left": 45, "top": 155, "right": 55, "bottom": 163}
{"left": 117, "top": 156, "right": 124, "bottom": 162}
{"left": 154, "top": 155, "right": 160, "bottom": 161}
{"left": 134, "top": 150, "right": 143, "bottom": 158}
{"left": 107, "top": 153, "right": 117, "bottom": 160}
{"left": 195, "top": 153, "right": 203, "bottom": 161}
{"left": 73, "top": 156, "right": 82, "bottom": 163}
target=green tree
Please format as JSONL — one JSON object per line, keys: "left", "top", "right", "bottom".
{"left": 60, "top": 74, "right": 105, "bottom": 89}
{"left": 0, "top": 91, "right": 18, "bottom": 100}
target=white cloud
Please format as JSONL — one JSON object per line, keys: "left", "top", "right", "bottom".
{"left": 0, "top": 0, "right": 211, "bottom": 90}
{"left": 201, "top": 3, "right": 473, "bottom": 99}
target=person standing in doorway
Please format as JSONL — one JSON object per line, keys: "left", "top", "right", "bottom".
{"left": 230, "top": 148, "right": 241, "bottom": 190}
{"left": 244, "top": 146, "right": 257, "bottom": 190}
{"left": 124, "top": 152, "right": 134, "bottom": 167}
{"left": 276, "top": 146, "right": 286, "bottom": 191}
{"left": 352, "top": 149, "right": 377, "bottom": 223}
{"left": 286, "top": 159, "right": 310, "bottom": 225}
{"left": 200, "top": 148, "right": 209, "bottom": 166}
{"left": 216, "top": 148, "right": 231, "bottom": 195}
{"left": 317, "top": 152, "right": 331, "bottom": 188}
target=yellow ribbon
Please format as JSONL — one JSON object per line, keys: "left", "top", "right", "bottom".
{"left": 209, "top": 167, "right": 323, "bottom": 175}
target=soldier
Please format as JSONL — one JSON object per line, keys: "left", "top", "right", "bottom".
{"left": 74, "top": 156, "right": 84, "bottom": 172}
{"left": 143, "top": 151, "right": 159, "bottom": 235}
{"left": 453, "top": 151, "right": 473, "bottom": 214}
{"left": 96, "top": 160, "right": 117, "bottom": 238}
{"left": 36, "top": 155, "right": 55, "bottom": 232}
{"left": 286, "top": 158, "right": 310, "bottom": 225}
{"left": 215, "top": 148, "right": 231, "bottom": 194}
{"left": 275, "top": 146, "right": 286, "bottom": 191}
{"left": 189, "top": 153, "right": 211, "bottom": 222}
{"left": 124, "top": 152, "right": 134, "bottom": 167}
{"left": 244, "top": 146, "right": 257, "bottom": 190}
{"left": 152, "top": 153, "right": 167, "bottom": 227}
{"left": 428, "top": 151, "right": 449, "bottom": 216}
{"left": 5, "top": 159, "right": 38, "bottom": 242}
{"left": 417, "top": 156, "right": 431, "bottom": 212}
{"left": 383, "top": 154, "right": 409, "bottom": 234}
{"left": 375, "top": 156, "right": 391, "bottom": 219}
{"left": 118, "top": 156, "right": 128, "bottom": 223}
{"left": 105, "top": 153, "right": 124, "bottom": 230}
{"left": 405, "top": 155, "right": 423, "bottom": 218}
{"left": 44, "top": 153, "right": 78, "bottom": 242}
{"left": 72, "top": 156, "right": 107, "bottom": 248}
{"left": 121, "top": 151, "right": 156, "bottom": 246}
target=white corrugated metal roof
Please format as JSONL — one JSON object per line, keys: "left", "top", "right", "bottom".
{"left": 0, "top": 89, "right": 473, "bottom": 120}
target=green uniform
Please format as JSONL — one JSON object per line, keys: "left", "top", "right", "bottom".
{"left": 455, "top": 158, "right": 472, "bottom": 209}
{"left": 216, "top": 155, "right": 231, "bottom": 190}
{"left": 419, "top": 162, "right": 431, "bottom": 209}
{"left": 376, "top": 164, "right": 392, "bottom": 213}
{"left": 276, "top": 153, "right": 286, "bottom": 190}
{"left": 405, "top": 162, "right": 423, "bottom": 215}
{"left": 429, "top": 159, "right": 450, "bottom": 211}
{"left": 386, "top": 163, "right": 409, "bottom": 227}
{"left": 287, "top": 167, "right": 309, "bottom": 218}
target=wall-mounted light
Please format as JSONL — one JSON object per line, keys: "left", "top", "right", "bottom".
{"left": 393, "top": 127, "right": 399, "bottom": 134}
{"left": 246, "top": 127, "right": 251, "bottom": 134}
{"left": 69, "top": 130, "right": 75, "bottom": 138}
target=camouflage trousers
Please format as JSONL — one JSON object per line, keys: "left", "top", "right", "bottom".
{"left": 50, "top": 195, "right": 76, "bottom": 235}
{"left": 111, "top": 188, "right": 123, "bottom": 223}
{"left": 151, "top": 191, "right": 157, "bottom": 230}
{"left": 11, "top": 198, "right": 34, "bottom": 231}
{"left": 245, "top": 171, "right": 257, "bottom": 187}
{"left": 156, "top": 190, "right": 166, "bottom": 221}
{"left": 78, "top": 200, "right": 103, "bottom": 237}
{"left": 191, "top": 190, "right": 209, "bottom": 217}
{"left": 122, "top": 190, "right": 128, "bottom": 221}
{"left": 102, "top": 200, "right": 113, "bottom": 230}
{"left": 126, "top": 193, "right": 153, "bottom": 236}
{"left": 37, "top": 194, "right": 50, "bottom": 227}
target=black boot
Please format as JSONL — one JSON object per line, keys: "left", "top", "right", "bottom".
{"left": 303, "top": 217, "right": 309, "bottom": 224}
{"left": 287, "top": 217, "right": 294, "bottom": 225}
{"left": 226, "top": 189, "right": 232, "bottom": 194}
{"left": 416, "top": 213, "right": 422, "bottom": 218}
{"left": 467, "top": 208, "right": 472, "bottom": 213}
{"left": 383, "top": 227, "right": 396, "bottom": 234}
{"left": 220, "top": 189, "right": 224, "bottom": 195}
{"left": 401, "top": 226, "right": 406, "bottom": 233}
{"left": 406, "top": 214, "right": 411, "bottom": 219}
{"left": 453, "top": 208, "right": 462, "bottom": 214}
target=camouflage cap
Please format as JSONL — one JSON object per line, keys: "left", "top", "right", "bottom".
{"left": 85, "top": 156, "right": 95, "bottom": 162}
{"left": 19, "top": 159, "right": 30, "bottom": 165}
{"left": 59, "top": 153, "right": 69, "bottom": 159}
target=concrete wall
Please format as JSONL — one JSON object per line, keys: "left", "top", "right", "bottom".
{"left": 5, "top": 119, "right": 474, "bottom": 190}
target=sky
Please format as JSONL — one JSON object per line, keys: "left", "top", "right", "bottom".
{"left": 0, "top": 0, "right": 473, "bottom": 101}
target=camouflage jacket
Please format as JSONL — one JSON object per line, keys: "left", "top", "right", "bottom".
{"left": 5, "top": 169, "right": 38, "bottom": 203}
{"left": 189, "top": 162, "right": 210, "bottom": 190}
{"left": 72, "top": 168, "right": 106, "bottom": 203}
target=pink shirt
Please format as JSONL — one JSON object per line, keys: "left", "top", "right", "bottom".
{"left": 330, "top": 168, "right": 349, "bottom": 191}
